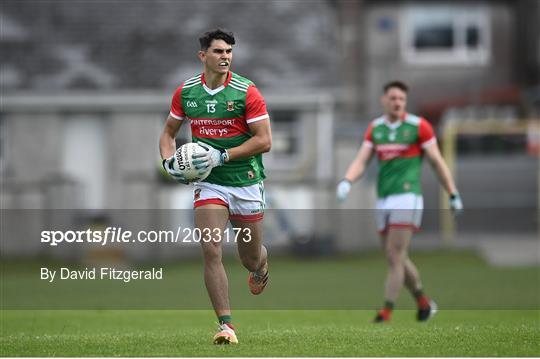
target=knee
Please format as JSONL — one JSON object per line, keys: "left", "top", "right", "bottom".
{"left": 385, "top": 249, "right": 403, "bottom": 268}
{"left": 240, "top": 254, "right": 261, "bottom": 272}
{"left": 202, "top": 243, "right": 222, "bottom": 263}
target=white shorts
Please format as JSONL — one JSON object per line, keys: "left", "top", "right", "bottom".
{"left": 193, "top": 182, "right": 265, "bottom": 222}
{"left": 375, "top": 193, "right": 423, "bottom": 233}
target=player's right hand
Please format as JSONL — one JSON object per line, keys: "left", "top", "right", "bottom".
{"left": 162, "top": 156, "right": 190, "bottom": 185}
{"left": 449, "top": 193, "right": 463, "bottom": 216}
{"left": 336, "top": 179, "right": 352, "bottom": 202}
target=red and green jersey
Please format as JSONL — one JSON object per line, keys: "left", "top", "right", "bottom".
{"left": 169, "top": 72, "right": 269, "bottom": 187}
{"left": 363, "top": 113, "right": 436, "bottom": 198}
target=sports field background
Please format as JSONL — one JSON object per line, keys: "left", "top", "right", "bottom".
{"left": 2, "top": 250, "right": 539, "bottom": 356}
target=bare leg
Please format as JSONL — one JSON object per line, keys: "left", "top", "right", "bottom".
{"left": 231, "top": 219, "right": 267, "bottom": 274}
{"left": 196, "top": 204, "right": 231, "bottom": 318}
{"left": 381, "top": 234, "right": 423, "bottom": 296}
{"left": 383, "top": 227, "right": 413, "bottom": 302}
{"left": 404, "top": 257, "right": 423, "bottom": 294}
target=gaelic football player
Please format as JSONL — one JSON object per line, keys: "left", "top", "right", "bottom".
{"left": 159, "top": 29, "right": 271, "bottom": 344}
{"left": 336, "top": 81, "right": 463, "bottom": 322}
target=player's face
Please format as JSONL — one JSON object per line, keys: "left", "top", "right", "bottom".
{"left": 199, "top": 39, "right": 233, "bottom": 75}
{"left": 382, "top": 87, "right": 407, "bottom": 120}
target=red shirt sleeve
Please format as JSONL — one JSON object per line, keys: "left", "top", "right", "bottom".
{"left": 418, "top": 117, "right": 436, "bottom": 147}
{"left": 169, "top": 85, "right": 185, "bottom": 120}
{"left": 363, "top": 123, "right": 374, "bottom": 147}
{"left": 245, "top": 85, "right": 269, "bottom": 124}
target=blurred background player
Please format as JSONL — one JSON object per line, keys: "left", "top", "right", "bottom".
{"left": 159, "top": 29, "right": 272, "bottom": 343}
{"left": 336, "top": 81, "right": 463, "bottom": 322}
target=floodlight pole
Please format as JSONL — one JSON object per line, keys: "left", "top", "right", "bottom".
{"left": 441, "top": 121, "right": 457, "bottom": 245}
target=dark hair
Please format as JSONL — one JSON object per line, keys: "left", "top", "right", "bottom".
{"left": 199, "top": 29, "right": 235, "bottom": 50}
{"left": 383, "top": 81, "right": 409, "bottom": 94}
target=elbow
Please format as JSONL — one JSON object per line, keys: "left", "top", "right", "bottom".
{"left": 261, "top": 137, "right": 272, "bottom": 153}
{"left": 256, "top": 132, "right": 271, "bottom": 153}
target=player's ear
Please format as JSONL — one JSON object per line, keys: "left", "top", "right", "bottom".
{"left": 197, "top": 50, "right": 205, "bottom": 63}
{"left": 380, "top": 94, "right": 386, "bottom": 107}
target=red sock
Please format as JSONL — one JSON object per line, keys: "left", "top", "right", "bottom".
{"left": 417, "top": 295, "right": 430, "bottom": 309}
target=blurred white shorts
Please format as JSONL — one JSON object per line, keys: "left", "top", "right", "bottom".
{"left": 193, "top": 181, "right": 265, "bottom": 222}
{"left": 375, "top": 193, "right": 423, "bottom": 233}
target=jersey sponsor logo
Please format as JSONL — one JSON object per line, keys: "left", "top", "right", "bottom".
{"left": 191, "top": 119, "right": 236, "bottom": 126}
{"left": 186, "top": 101, "right": 198, "bottom": 108}
{"left": 190, "top": 117, "right": 248, "bottom": 138}
{"left": 199, "top": 127, "right": 229, "bottom": 137}
{"left": 375, "top": 143, "right": 410, "bottom": 160}
{"left": 376, "top": 144, "right": 409, "bottom": 151}
{"left": 191, "top": 119, "right": 236, "bottom": 137}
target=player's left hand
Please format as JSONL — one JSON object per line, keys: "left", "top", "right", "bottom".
{"left": 449, "top": 193, "right": 463, "bottom": 216}
{"left": 336, "top": 179, "right": 352, "bottom": 202}
{"left": 192, "top": 143, "right": 228, "bottom": 170}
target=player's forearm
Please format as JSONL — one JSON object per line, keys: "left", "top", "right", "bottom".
{"left": 227, "top": 134, "right": 271, "bottom": 161}
{"left": 344, "top": 160, "right": 366, "bottom": 183}
{"left": 433, "top": 160, "right": 458, "bottom": 194}
{"left": 160, "top": 117, "right": 183, "bottom": 160}
{"left": 159, "top": 133, "right": 177, "bottom": 159}
{"left": 343, "top": 143, "right": 373, "bottom": 183}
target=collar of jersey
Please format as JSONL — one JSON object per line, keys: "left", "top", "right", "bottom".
{"left": 384, "top": 113, "right": 407, "bottom": 130}
{"left": 201, "top": 72, "right": 232, "bottom": 96}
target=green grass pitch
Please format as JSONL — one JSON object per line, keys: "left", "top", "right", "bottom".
{"left": 1, "top": 250, "right": 539, "bottom": 356}
{"left": 1, "top": 310, "right": 538, "bottom": 356}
